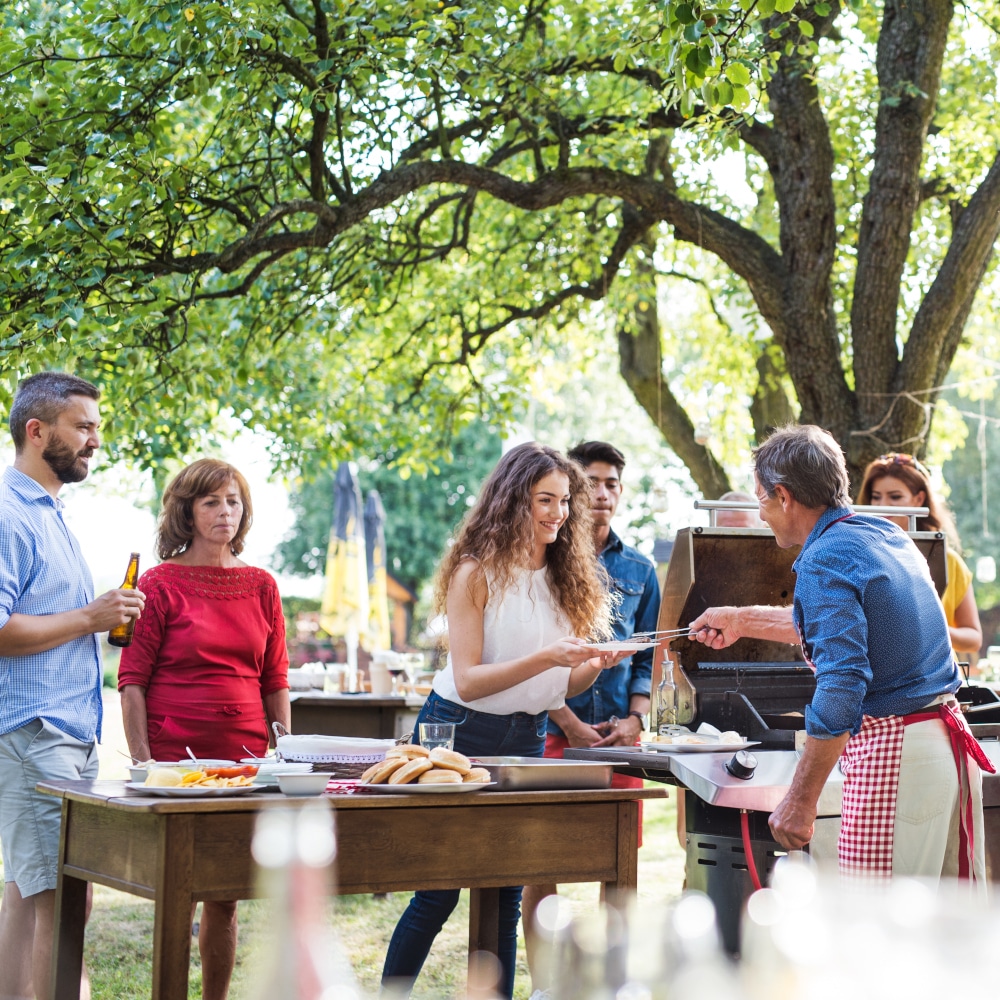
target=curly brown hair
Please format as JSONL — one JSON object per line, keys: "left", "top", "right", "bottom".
{"left": 433, "top": 442, "right": 611, "bottom": 639}
{"left": 156, "top": 459, "right": 254, "bottom": 560}
{"left": 857, "top": 452, "right": 959, "bottom": 547}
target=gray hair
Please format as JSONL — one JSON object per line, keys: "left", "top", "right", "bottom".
{"left": 10, "top": 372, "right": 100, "bottom": 452}
{"left": 753, "top": 425, "right": 850, "bottom": 510}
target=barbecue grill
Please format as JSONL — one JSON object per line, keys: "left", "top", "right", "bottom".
{"left": 568, "top": 506, "right": 1000, "bottom": 953}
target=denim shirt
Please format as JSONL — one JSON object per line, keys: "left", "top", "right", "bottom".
{"left": 547, "top": 528, "right": 660, "bottom": 732}
{"left": 795, "top": 506, "right": 959, "bottom": 739}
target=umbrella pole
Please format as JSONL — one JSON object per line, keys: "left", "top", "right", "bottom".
{"left": 345, "top": 624, "right": 360, "bottom": 692}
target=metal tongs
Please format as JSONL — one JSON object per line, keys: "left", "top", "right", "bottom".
{"left": 631, "top": 627, "right": 695, "bottom": 642}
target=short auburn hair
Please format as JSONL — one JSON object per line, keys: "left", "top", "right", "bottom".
{"left": 156, "top": 459, "right": 253, "bottom": 560}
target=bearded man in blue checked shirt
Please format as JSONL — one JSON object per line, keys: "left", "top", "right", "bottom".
{"left": 0, "top": 372, "right": 145, "bottom": 1000}
{"left": 690, "top": 424, "right": 992, "bottom": 884}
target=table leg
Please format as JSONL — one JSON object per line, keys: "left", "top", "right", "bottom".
{"left": 604, "top": 799, "right": 639, "bottom": 910}
{"left": 468, "top": 886, "right": 501, "bottom": 976}
{"left": 151, "top": 815, "right": 196, "bottom": 1000}
{"left": 51, "top": 868, "right": 87, "bottom": 1000}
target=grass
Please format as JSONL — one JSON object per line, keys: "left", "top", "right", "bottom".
{"left": 0, "top": 790, "right": 685, "bottom": 999}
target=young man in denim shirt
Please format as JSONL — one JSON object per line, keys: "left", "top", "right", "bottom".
{"left": 522, "top": 440, "right": 660, "bottom": 998}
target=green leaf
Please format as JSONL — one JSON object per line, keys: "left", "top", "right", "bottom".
{"left": 675, "top": 4, "right": 696, "bottom": 25}
{"left": 683, "top": 21, "right": 704, "bottom": 42}
{"left": 725, "top": 62, "right": 751, "bottom": 86}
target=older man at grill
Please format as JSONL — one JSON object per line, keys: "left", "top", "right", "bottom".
{"left": 690, "top": 424, "right": 992, "bottom": 883}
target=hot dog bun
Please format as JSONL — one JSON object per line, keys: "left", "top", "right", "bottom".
{"left": 428, "top": 747, "right": 472, "bottom": 774}
{"left": 417, "top": 768, "right": 463, "bottom": 784}
{"left": 388, "top": 757, "right": 434, "bottom": 784}
{"left": 360, "top": 757, "right": 408, "bottom": 784}
{"left": 463, "top": 767, "right": 491, "bottom": 784}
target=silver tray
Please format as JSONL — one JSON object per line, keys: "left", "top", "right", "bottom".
{"left": 474, "top": 756, "right": 614, "bottom": 791}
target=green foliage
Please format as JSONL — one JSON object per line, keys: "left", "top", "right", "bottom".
{"left": 0, "top": 0, "right": 871, "bottom": 469}
{"left": 273, "top": 422, "right": 501, "bottom": 593}
{"left": 1, "top": 0, "right": 999, "bottom": 505}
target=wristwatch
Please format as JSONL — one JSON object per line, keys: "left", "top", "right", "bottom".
{"left": 627, "top": 709, "right": 647, "bottom": 729}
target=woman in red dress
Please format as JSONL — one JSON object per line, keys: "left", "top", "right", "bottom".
{"left": 119, "top": 458, "right": 290, "bottom": 1000}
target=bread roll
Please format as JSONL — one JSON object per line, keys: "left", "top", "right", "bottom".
{"left": 145, "top": 768, "right": 183, "bottom": 787}
{"left": 463, "top": 767, "right": 491, "bottom": 784}
{"left": 386, "top": 744, "right": 431, "bottom": 760}
{"left": 417, "top": 768, "right": 463, "bottom": 784}
{"left": 388, "top": 757, "right": 434, "bottom": 784}
{"left": 428, "top": 747, "right": 472, "bottom": 774}
{"left": 361, "top": 757, "right": 408, "bottom": 784}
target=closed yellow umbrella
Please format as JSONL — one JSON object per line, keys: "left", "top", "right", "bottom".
{"left": 319, "top": 462, "right": 370, "bottom": 683}
{"left": 364, "top": 489, "right": 392, "bottom": 651}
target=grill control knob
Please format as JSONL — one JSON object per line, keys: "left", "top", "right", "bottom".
{"left": 725, "top": 749, "right": 758, "bottom": 780}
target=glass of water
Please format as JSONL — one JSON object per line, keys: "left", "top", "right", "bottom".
{"left": 419, "top": 723, "right": 456, "bottom": 752}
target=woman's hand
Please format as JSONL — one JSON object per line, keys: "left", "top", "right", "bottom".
{"left": 565, "top": 646, "right": 629, "bottom": 697}
{"left": 544, "top": 637, "right": 605, "bottom": 668}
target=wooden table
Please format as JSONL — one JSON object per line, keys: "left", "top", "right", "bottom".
{"left": 289, "top": 692, "right": 422, "bottom": 739}
{"left": 40, "top": 780, "right": 665, "bottom": 1000}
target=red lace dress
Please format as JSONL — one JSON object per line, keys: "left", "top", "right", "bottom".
{"left": 118, "top": 563, "right": 289, "bottom": 760}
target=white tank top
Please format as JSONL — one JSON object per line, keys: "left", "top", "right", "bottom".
{"left": 432, "top": 565, "right": 573, "bottom": 716}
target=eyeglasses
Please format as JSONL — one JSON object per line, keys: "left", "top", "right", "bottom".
{"left": 877, "top": 452, "right": 930, "bottom": 479}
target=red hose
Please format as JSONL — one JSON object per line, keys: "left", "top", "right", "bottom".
{"left": 741, "top": 809, "right": 763, "bottom": 891}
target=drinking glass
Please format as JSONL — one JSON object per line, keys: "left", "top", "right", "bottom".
{"left": 387, "top": 660, "right": 408, "bottom": 695}
{"left": 418, "top": 723, "right": 455, "bottom": 752}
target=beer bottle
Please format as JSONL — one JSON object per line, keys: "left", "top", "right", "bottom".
{"left": 108, "top": 552, "right": 140, "bottom": 648}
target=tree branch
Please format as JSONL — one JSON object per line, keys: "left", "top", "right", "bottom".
{"left": 905, "top": 152, "right": 1000, "bottom": 392}
{"left": 851, "top": 0, "right": 955, "bottom": 416}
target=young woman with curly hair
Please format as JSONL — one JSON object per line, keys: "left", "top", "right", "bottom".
{"left": 858, "top": 452, "right": 982, "bottom": 655}
{"left": 382, "top": 441, "right": 618, "bottom": 999}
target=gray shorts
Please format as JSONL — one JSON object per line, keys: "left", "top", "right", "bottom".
{"left": 0, "top": 718, "right": 98, "bottom": 897}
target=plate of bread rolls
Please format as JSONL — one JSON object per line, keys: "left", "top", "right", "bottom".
{"left": 358, "top": 744, "right": 494, "bottom": 793}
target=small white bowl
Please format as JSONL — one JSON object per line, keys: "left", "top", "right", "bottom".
{"left": 129, "top": 765, "right": 148, "bottom": 783}
{"left": 274, "top": 771, "right": 330, "bottom": 796}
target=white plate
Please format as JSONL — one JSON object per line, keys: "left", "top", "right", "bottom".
{"left": 125, "top": 782, "right": 259, "bottom": 797}
{"left": 639, "top": 741, "right": 760, "bottom": 754}
{"left": 359, "top": 782, "right": 496, "bottom": 795}
{"left": 276, "top": 735, "right": 395, "bottom": 758}
{"left": 591, "top": 641, "right": 659, "bottom": 652}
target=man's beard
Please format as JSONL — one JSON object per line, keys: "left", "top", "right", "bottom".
{"left": 42, "top": 434, "right": 92, "bottom": 484}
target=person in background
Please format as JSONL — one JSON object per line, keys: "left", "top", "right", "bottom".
{"left": 381, "top": 442, "right": 620, "bottom": 1000}
{"left": 691, "top": 425, "right": 991, "bottom": 882}
{"left": 119, "top": 458, "right": 290, "bottom": 1000}
{"left": 521, "top": 440, "right": 660, "bottom": 999}
{"left": 857, "top": 452, "right": 982, "bottom": 658}
{"left": 0, "top": 372, "right": 144, "bottom": 1000}
{"left": 715, "top": 489, "right": 764, "bottom": 528}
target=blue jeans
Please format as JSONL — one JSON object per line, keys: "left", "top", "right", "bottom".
{"left": 381, "top": 692, "right": 546, "bottom": 998}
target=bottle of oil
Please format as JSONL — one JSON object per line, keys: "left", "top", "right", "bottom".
{"left": 108, "top": 552, "right": 140, "bottom": 648}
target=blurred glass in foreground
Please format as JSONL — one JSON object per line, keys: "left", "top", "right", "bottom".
{"left": 245, "top": 802, "right": 361, "bottom": 1000}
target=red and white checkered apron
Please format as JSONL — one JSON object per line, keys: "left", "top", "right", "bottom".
{"left": 838, "top": 702, "right": 994, "bottom": 880}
